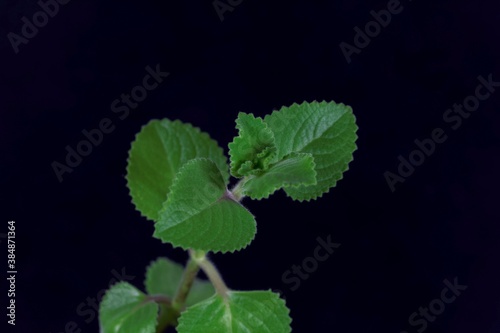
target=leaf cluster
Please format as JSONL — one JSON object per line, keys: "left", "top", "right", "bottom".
{"left": 127, "top": 101, "right": 358, "bottom": 253}
{"left": 99, "top": 101, "right": 358, "bottom": 332}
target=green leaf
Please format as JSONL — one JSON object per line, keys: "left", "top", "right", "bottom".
{"left": 177, "top": 290, "right": 292, "bottom": 333}
{"left": 243, "top": 153, "right": 317, "bottom": 199}
{"left": 145, "top": 257, "right": 214, "bottom": 307}
{"left": 264, "top": 100, "right": 358, "bottom": 201}
{"left": 126, "top": 119, "right": 229, "bottom": 221}
{"left": 154, "top": 158, "right": 256, "bottom": 253}
{"left": 187, "top": 278, "right": 217, "bottom": 306}
{"left": 145, "top": 257, "right": 181, "bottom": 298}
{"left": 99, "top": 282, "right": 158, "bottom": 333}
{"left": 229, "top": 113, "right": 277, "bottom": 177}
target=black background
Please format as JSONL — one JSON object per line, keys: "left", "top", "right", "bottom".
{"left": 1, "top": 0, "right": 499, "bottom": 332}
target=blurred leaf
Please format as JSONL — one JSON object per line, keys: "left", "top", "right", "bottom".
{"left": 145, "top": 257, "right": 214, "bottom": 307}
{"left": 99, "top": 282, "right": 158, "bottom": 333}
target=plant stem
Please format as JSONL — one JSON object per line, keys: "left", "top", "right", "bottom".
{"left": 155, "top": 256, "right": 200, "bottom": 333}
{"left": 230, "top": 177, "right": 248, "bottom": 202}
{"left": 156, "top": 251, "right": 230, "bottom": 332}
{"left": 190, "top": 250, "right": 230, "bottom": 299}
{"left": 172, "top": 257, "right": 200, "bottom": 312}
{"left": 147, "top": 294, "right": 172, "bottom": 333}
{"left": 147, "top": 295, "right": 172, "bottom": 306}
{"left": 155, "top": 303, "right": 173, "bottom": 333}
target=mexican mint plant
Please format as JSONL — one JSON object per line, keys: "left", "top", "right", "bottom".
{"left": 98, "top": 101, "right": 358, "bottom": 333}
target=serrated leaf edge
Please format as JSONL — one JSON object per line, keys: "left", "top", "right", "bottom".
{"left": 154, "top": 158, "right": 256, "bottom": 254}
{"left": 99, "top": 281, "right": 159, "bottom": 333}
{"left": 265, "top": 100, "right": 358, "bottom": 202}
{"left": 176, "top": 290, "right": 292, "bottom": 333}
{"left": 243, "top": 153, "right": 318, "bottom": 201}
{"left": 144, "top": 257, "right": 177, "bottom": 296}
{"left": 285, "top": 116, "right": 358, "bottom": 202}
{"left": 125, "top": 119, "right": 229, "bottom": 222}
{"left": 228, "top": 112, "right": 277, "bottom": 178}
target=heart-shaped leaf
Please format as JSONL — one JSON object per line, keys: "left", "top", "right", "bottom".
{"left": 126, "top": 119, "right": 229, "bottom": 221}
{"left": 154, "top": 158, "right": 256, "bottom": 253}
{"left": 264, "top": 100, "right": 358, "bottom": 201}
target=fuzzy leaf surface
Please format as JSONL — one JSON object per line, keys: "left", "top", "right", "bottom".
{"left": 126, "top": 119, "right": 229, "bottom": 221}
{"left": 99, "top": 282, "right": 158, "bottom": 333}
{"left": 229, "top": 113, "right": 277, "bottom": 177}
{"left": 154, "top": 159, "right": 256, "bottom": 253}
{"left": 177, "top": 291, "right": 292, "bottom": 333}
{"left": 243, "top": 153, "right": 316, "bottom": 199}
{"left": 264, "top": 101, "right": 358, "bottom": 201}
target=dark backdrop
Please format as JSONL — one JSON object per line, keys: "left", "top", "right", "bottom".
{"left": 1, "top": 0, "right": 499, "bottom": 332}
